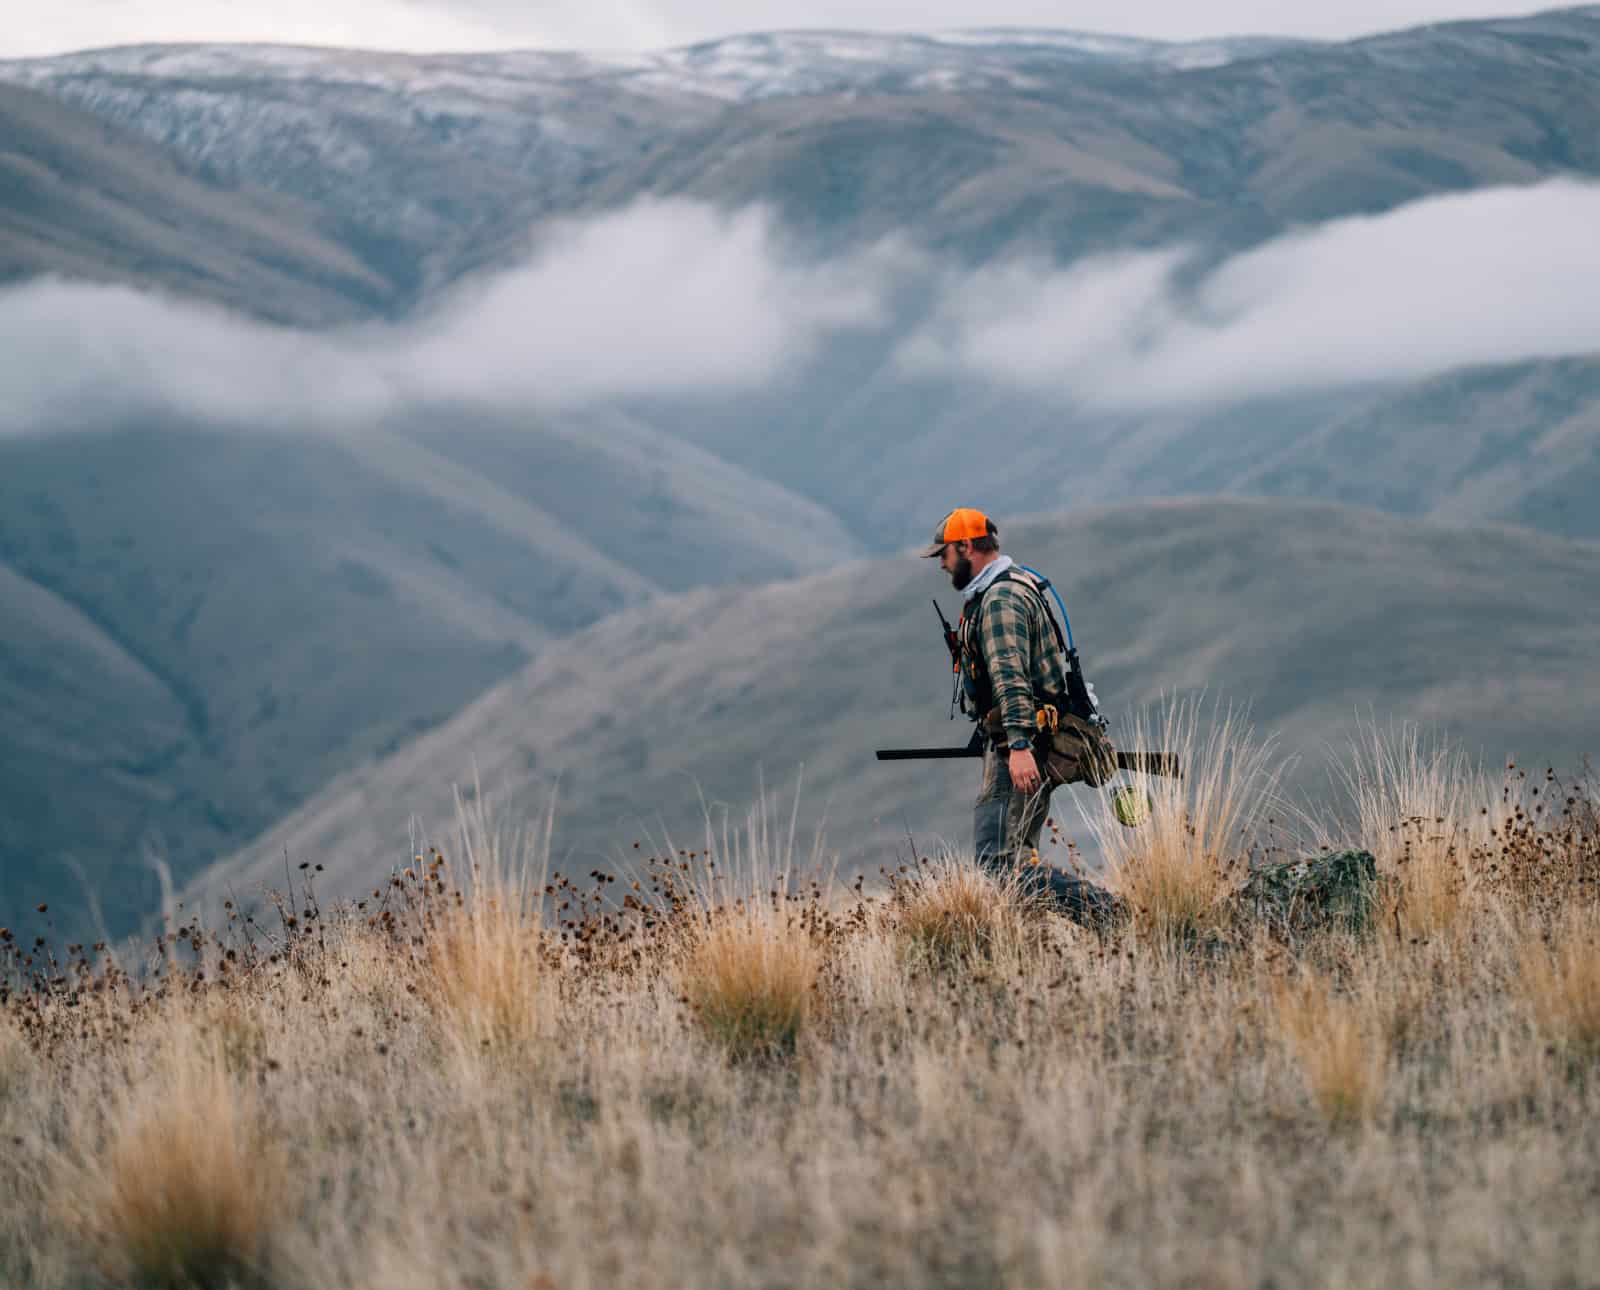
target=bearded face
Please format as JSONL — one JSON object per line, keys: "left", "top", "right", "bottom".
{"left": 946, "top": 546, "right": 975, "bottom": 591}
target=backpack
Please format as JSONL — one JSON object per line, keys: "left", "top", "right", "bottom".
{"left": 959, "top": 566, "right": 1117, "bottom": 788}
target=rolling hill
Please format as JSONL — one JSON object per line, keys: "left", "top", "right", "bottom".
{"left": 0, "top": 80, "right": 394, "bottom": 324}
{"left": 0, "top": 418, "right": 851, "bottom": 936}
{"left": 192, "top": 499, "right": 1600, "bottom": 916}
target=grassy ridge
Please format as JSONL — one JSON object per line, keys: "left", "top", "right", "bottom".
{"left": 3, "top": 718, "right": 1599, "bottom": 1289}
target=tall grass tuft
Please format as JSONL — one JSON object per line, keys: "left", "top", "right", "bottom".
{"left": 1275, "top": 973, "right": 1387, "bottom": 1126}
{"left": 1334, "top": 723, "right": 1493, "bottom": 939}
{"left": 1087, "top": 697, "right": 1281, "bottom": 947}
{"left": 681, "top": 903, "right": 822, "bottom": 1061}
{"left": 70, "top": 1038, "right": 286, "bottom": 1288}
{"left": 420, "top": 785, "right": 554, "bottom": 1060}
{"left": 672, "top": 799, "right": 828, "bottom": 1062}
{"left": 889, "top": 853, "right": 1032, "bottom": 969}
{"left": 1519, "top": 904, "right": 1600, "bottom": 1065}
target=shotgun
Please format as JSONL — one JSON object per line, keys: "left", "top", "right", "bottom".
{"left": 875, "top": 740, "right": 1182, "bottom": 779}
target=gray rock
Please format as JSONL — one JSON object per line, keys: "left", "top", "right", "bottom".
{"left": 1239, "top": 849, "right": 1385, "bottom": 935}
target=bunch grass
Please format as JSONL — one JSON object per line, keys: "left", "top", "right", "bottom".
{"left": 4, "top": 740, "right": 1600, "bottom": 1289}
{"left": 1087, "top": 697, "right": 1282, "bottom": 947}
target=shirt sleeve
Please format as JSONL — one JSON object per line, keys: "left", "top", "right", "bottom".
{"left": 977, "top": 585, "right": 1038, "bottom": 746}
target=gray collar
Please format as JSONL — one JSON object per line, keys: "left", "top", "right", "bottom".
{"left": 962, "top": 554, "right": 1013, "bottom": 602}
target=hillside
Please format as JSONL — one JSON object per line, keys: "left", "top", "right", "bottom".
{"left": 0, "top": 420, "right": 851, "bottom": 936}
{"left": 193, "top": 498, "right": 1600, "bottom": 915}
{"left": 0, "top": 81, "right": 393, "bottom": 324}
{"left": 5, "top": 12, "right": 1597, "bottom": 282}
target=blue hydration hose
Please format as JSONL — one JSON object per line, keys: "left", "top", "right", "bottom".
{"left": 1018, "top": 564, "right": 1076, "bottom": 652}
{"left": 1020, "top": 563, "right": 1105, "bottom": 729}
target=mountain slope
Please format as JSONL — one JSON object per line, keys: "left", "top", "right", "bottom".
{"left": 0, "top": 418, "right": 852, "bottom": 936}
{"left": 6, "top": 11, "right": 1595, "bottom": 295}
{"left": 193, "top": 499, "right": 1600, "bottom": 914}
{"left": 0, "top": 81, "right": 394, "bottom": 324}
{"left": 677, "top": 354, "right": 1600, "bottom": 550}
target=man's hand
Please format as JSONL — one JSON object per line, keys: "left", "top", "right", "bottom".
{"left": 1008, "top": 746, "right": 1043, "bottom": 795}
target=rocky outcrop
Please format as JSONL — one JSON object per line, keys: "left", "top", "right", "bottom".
{"left": 1239, "top": 850, "right": 1384, "bottom": 935}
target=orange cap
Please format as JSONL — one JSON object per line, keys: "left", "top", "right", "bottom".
{"left": 921, "top": 507, "right": 997, "bottom": 556}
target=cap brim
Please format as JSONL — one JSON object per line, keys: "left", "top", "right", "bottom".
{"left": 920, "top": 541, "right": 946, "bottom": 558}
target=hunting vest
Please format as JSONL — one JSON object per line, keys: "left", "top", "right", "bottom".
{"left": 956, "top": 566, "right": 1070, "bottom": 724}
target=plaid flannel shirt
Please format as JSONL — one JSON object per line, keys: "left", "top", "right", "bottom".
{"left": 968, "top": 577, "right": 1068, "bottom": 748}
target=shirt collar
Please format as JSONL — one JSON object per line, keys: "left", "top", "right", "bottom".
{"left": 962, "top": 554, "right": 1013, "bottom": 602}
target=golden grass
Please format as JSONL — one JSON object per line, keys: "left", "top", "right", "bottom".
{"left": 5, "top": 742, "right": 1600, "bottom": 1289}
{"left": 888, "top": 853, "right": 1032, "bottom": 968}
{"left": 1519, "top": 903, "right": 1600, "bottom": 1063}
{"left": 423, "top": 894, "right": 549, "bottom": 1059}
{"left": 1275, "top": 972, "right": 1388, "bottom": 1126}
{"left": 679, "top": 901, "right": 822, "bottom": 1061}
{"left": 418, "top": 787, "right": 553, "bottom": 1060}
{"left": 1335, "top": 723, "right": 1495, "bottom": 939}
{"left": 1089, "top": 698, "right": 1280, "bottom": 946}
{"left": 657, "top": 797, "right": 838, "bottom": 1062}
{"left": 65, "top": 1034, "right": 287, "bottom": 1289}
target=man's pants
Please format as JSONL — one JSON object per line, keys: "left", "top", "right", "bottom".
{"left": 974, "top": 745, "right": 1123, "bottom": 928}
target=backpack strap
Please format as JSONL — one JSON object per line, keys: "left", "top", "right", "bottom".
{"left": 985, "top": 567, "right": 1107, "bottom": 732}
{"left": 958, "top": 568, "right": 1063, "bottom": 724}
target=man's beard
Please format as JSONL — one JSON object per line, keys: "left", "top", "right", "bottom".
{"left": 949, "top": 554, "right": 974, "bottom": 591}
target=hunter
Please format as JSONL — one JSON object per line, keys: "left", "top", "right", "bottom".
{"left": 923, "top": 507, "right": 1123, "bottom": 926}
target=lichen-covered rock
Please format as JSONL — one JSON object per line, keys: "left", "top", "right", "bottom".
{"left": 1239, "top": 849, "right": 1383, "bottom": 934}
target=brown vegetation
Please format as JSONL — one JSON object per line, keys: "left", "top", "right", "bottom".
{"left": 885, "top": 853, "right": 1034, "bottom": 968}
{"left": 64, "top": 1030, "right": 289, "bottom": 1289}
{"left": 1086, "top": 699, "right": 1281, "bottom": 947}
{"left": 3, "top": 736, "right": 1599, "bottom": 1289}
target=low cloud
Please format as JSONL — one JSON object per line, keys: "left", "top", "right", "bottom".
{"left": 0, "top": 200, "right": 893, "bottom": 434}
{"left": 903, "top": 180, "right": 1600, "bottom": 409}
{"left": 5, "top": 184, "right": 1599, "bottom": 437}
{"left": 402, "top": 201, "right": 891, "bottom": 406}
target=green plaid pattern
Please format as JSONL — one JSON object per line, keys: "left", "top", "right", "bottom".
{"left": 968, "top": 576, "right": 1068, "bottom": 746}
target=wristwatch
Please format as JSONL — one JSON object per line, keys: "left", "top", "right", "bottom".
{"left": 1008, "top": 737, "right": 1032, "bottom": 751}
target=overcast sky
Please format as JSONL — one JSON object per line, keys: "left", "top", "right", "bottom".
{"left": 5, "top": 0, "right": 1556, "bottom": 59}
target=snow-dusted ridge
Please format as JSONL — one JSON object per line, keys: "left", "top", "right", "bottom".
{"left": 0, "top": 27, "right": 1316, "bottom": 105}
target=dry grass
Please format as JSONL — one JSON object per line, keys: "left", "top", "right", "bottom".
{"left": 63, "top": 1032, "right": 287, "bottom": 1288}
{"left": 418, "top": 787, "right": 554, "bottom": 1060}
{"left": 5, "top": 742, "right": 1600, "bottom": 1290}
{"left": 1335, "top": 723, "right": 1494, "bottom": 939}
{"left": 0, "top": 1015, "right": 28, "bottom": 1112}
{"left": 1275, "top": 972, "right": 1388, "bottom": 1126}
{"left": 422, "top": 882, "right": 549, "bottom": 1060}
{"left": 1519, "top": 902, "right": 1600, "bottom": 1063}
{"left": 1089, "top": 698, "right": 1281, "bottom": 946}
{"left": 887, "top": 853, "right": 1033, "bottom": 968}
{"left": 679, "top": 902, "right": 823, "bottom": 1060}
{"left": 667, "top": 808, "right": 831, "bottom": 1060}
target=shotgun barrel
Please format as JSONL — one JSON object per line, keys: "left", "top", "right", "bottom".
{"left": 875, "top": 746, "right": 1183, "bottom": 778}
{"left": 875, "top": 746, "right": 981, "bottom": 760}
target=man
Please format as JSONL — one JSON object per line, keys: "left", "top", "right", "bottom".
{"left": 923, "top": 507, "right": 1123, "bottom": 927}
